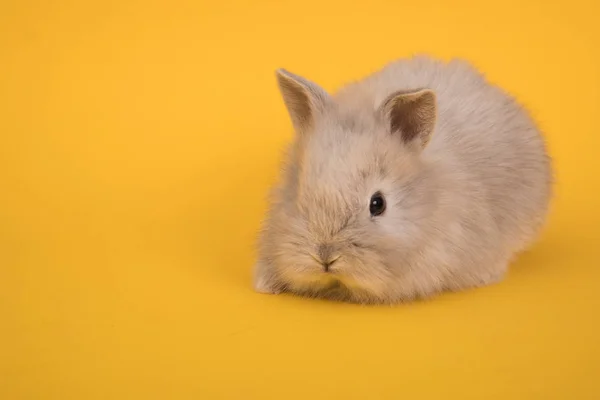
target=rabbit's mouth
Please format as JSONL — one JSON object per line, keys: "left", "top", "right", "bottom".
{"left": 313, "top": 277, "right": 365, "bottom": 301}
{"left": 309, "top": 279, "right": 382, "bottom": 304}
{"left": 283, "top": 272, "right": 386, "bottom": 304}
{"left": 322, "top": 278, "right": 344, "bottom": 291}
{"left": 307, "top": 279, "right": 352, "bottom": 301}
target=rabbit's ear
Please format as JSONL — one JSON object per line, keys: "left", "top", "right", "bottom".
{"left": 380, "top": 89, "right": 437, "bottom": 149}
{"left": 275, "top": 69, "right": 331, "bottom": 135}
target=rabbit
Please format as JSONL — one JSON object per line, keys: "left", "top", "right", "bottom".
{"left": 253, "top": 55, "right": 552, "bottom": 304}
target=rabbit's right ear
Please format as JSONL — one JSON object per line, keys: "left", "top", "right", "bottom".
{"left": 380, "top": 88, "right": 437, "bottom": 150}
{"left": 275, "top": 69, "right": 331, "bottom": 135}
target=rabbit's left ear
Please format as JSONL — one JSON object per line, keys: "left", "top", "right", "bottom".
{"left": 380, "top": 89, "right": 437, "bottom": 149}
{"left": 275, "top": 69, "right": 331, "bottom": 136}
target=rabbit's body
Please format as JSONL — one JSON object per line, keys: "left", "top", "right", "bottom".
{"left": 254, "top": 56, "right": 552, "bottom": 304}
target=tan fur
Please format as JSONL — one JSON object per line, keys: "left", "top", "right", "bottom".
{"left": 254, "top": 56, "right": 553, "bottom": 304}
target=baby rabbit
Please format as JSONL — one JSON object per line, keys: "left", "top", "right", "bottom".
{"left": 253, "top": 56, "right": 552, "bottom": 304}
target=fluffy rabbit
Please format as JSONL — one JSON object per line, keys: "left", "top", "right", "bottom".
{"left": 253, "top": 56, "right": 552, "bottom": 304}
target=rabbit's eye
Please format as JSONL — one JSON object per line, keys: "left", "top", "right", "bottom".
{"left": 369, "top": 192, "right": 386, "bottom": 217}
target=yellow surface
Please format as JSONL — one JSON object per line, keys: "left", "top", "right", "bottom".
{"left": 1, "top": 0, "right": 599, "bottom": 398}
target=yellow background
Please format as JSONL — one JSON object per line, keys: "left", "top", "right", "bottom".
{"left": 1, "top": 0, "right": 599, "bottom": 398}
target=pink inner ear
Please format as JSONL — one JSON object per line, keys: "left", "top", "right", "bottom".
{"left": 385, "top": 90, "right": 436, "bottom": 146}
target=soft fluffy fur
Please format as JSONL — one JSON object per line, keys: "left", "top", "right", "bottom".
{"left": 253, "top": 56, "right": 553, "bottom": 304}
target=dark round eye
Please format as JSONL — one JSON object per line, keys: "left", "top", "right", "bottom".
{"left": 369, "top": 192, "right": 386, "bottom": 217}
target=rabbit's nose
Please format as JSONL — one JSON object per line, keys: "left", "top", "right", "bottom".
{"left": 317, "top": 243, "right": 333, "bottom": 261}
{"left": 318, "top": 244, "right": 340, "bottom": 272}
{"left": 322, "top": 258, "right": 339, "bottom": 272}
{"left": 318, "top": 244, "right": 333, "bottom": 264}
